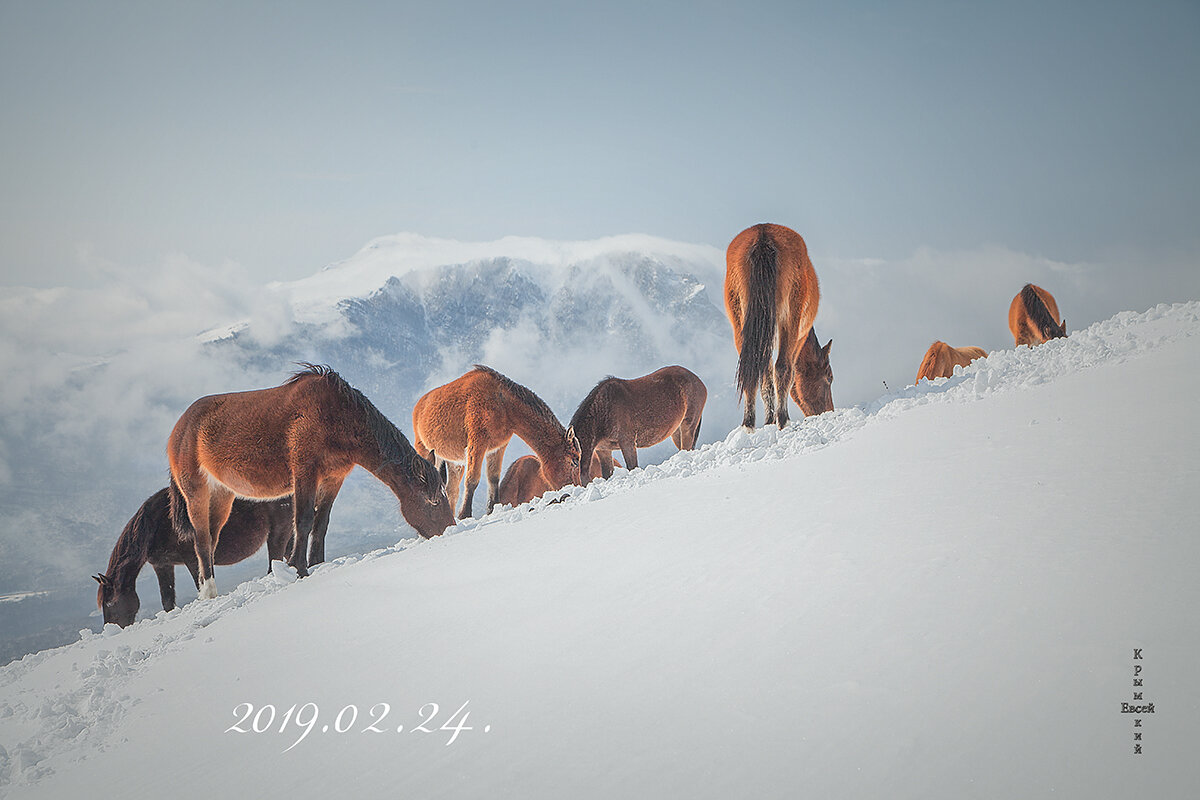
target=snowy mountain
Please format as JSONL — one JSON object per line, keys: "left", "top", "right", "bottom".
{"left": 0, "top": 235, "right": 737, "bottom": 665}
{"left": 1, "top": 301, "right": 1197, "bottom": 798}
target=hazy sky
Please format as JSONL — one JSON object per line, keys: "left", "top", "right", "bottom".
{"left": 2, "top": 0, "right": 1198, "bottom": 288}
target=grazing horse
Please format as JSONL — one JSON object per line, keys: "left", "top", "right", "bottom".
{"left": 790, "top": 327, "right": 834, "bottom": 417}
{"left": 498, "top": 452, "right": 622, "bottom": 507}
{"left": 1009, "top": 283, "right": 1066, "bottom": 346}
{"left": 725, "top": 223, "right": 820, "bottom": 429}
{"left": 412, "top": 365, "right": 582, "bottom": 519}
{"left": 94, "top": 484, "right": 293, "bottom": 627}
{"left": 916, "top": 341, "right": 988, "bottom": 383}
{"left": 168, "top": 363, "right": 452, "bottom": 595}
{"left": 568, "top": 365, "right": 706, "bottom": 483}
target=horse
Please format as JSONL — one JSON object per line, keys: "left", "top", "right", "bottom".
{"left": 412, "top": 365, "right": 581, "bottom": 519}
{"left": 725, "top": 223, "right": 820, "bottom": 429}
{"left": 916, "top": 341, "right": 988, "bottom": 383}
{"left": 168, "top": 363, "right": 452, "bottom": 595}
{"left": 93, "top": 484, "right": 293, "bottom": 627}
{"left": 790, "top": 327, "right": 834, "bottom": 417}
{"left": 568, "top": 365, "right": 706, "bottom": 483}
{"left": 1009, "top": 283, "right": 1066, "bottom": 346}
{"left": 497, "top": 452, "right": 622, "bottom": 507}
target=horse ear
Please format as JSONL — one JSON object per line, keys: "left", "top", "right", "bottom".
{"left": 439, "top": 460, "right": 448, "bottom": 484}
{"left": 425, "top": 448, "right": 438, "bottom": 466}
{"left": 566, "top": 426, "right": 580, "bottom": 451}
{"left": 93, "top": 573, "right": 108, "bottom": 587}
{"left": 1061, "top": 319, "right": 1067, "bottom": 335}
{"left": 822, "top": 339, "right": 832, "bottom": 355}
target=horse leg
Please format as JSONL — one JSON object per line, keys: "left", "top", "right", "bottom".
{"left": 598, "top": 449, "right": 615, "bottom": 479}
{"left": 184, "top": 558, "right": 200, "bottom": 591}
{"left": 308, "top": 475, "right": 346, "bottom": 566}
{"left": 180, "top": 480, "right": 228, "bottom": 600}
{"left": 445, "top": 461, "right": 465, "bottom": 517}
{"left": 760, "top": 368, "right": 778, "bottom": 426}
{"left": 289, "top": 472, "right": 319, "bottom": 578}
{"left": 619, "top": 440, "right": 639, "bottom": 472}
{"left": 459, "top": 444, "right": 486, "bottom": 519}
{"left": 153, "top": 562, "right": 177, "bottom": 612}
{"left": 774, "top": 335, "right": 798, "bottom": 429}
{"left": 485, "top": 444, "right": 508, "bottom": 514}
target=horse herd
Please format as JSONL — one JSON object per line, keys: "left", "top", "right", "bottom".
{"left": 94, "top": 223, "right": 1068, "bottom": 627}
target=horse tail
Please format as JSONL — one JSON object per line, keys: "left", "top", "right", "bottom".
{"left": 736, "top": 225, "right": 778, "bottom": 400}
{"left": 1021, "top": 284, "right": 1065, "bottom": 340}
{"left": 168, "top": 476, "right": 196, "bottom": 541}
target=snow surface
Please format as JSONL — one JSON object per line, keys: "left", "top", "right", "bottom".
{"left": 1, "top": 301, "right": 1198, "bottom": 798}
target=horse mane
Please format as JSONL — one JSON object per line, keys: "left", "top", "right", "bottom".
{"left": 568, "top": 376, "right": 619, "bottom": 438}
{"left": 288, "top": 362, "right": 431, "bottom": 479}
{"left": 472, "top": 365, "right": 565, "bottom": 432}
{"left": 105, "top": 488, "right": 169, "bottom": 588}
{"left": 1020, "top": 284, "right": 1065, "bottom": 341}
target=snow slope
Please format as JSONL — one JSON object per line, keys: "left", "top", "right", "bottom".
{"left": 1, "top": 301, "right": 1198, "bottom": 798}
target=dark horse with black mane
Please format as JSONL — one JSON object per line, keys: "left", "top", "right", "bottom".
{"left": 168, "top": 363, "right": 452, "bottom": 596}
{"left": 94, "top": 484, "right": 293, "bottom": 627}
{"left": 568, "top": 365, "right": 706, "bottom": 483}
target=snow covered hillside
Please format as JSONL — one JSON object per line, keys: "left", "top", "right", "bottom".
{"left": 1, "top": 302, "right": 1197, "bottom": 798}
{"left": 0, "top": 234, "right": 735, "bottom": 664}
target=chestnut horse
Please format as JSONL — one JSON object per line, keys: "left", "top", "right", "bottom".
{"left": 1009, "top": 283, "right": 1066, "bottom": 346}
{"left": 168, "top": 364, "right": 452, "bottom": 595}
{"left": 412, "top": 365, "right": 581, "bottom": 519}
{"left": 916, "top": 341, "right": 988, "bottom": 383}
{"left": 568, "top": 365, "right": 706, "bottom": 483}
{"left": 498, "top": 452, "right": 622, "bottom": 507}
{"left": 94, "top": 484, "right": 293, "bottom": 627}
{"left": 790, "top": 327, "right": 834, "bottom": 417}
{"left": 725, "top": 223, "right": 820, "bottom": 429}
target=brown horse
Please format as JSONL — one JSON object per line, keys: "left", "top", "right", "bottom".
{"left": 790, "top": 327, "right": 834, "bottom": 417}
{"left": 725, "top": 223, "right": 820, "bottom": 429}
{"left": 916, "top": 341, "right": 988, "bottom": 383}
{"left": 568, "top": 365, "right": 706, "bottom": 483}
{"left": 168, "top": 363, "right": 452, "bottom": 594}
{"left": 412, "top": 365, "right": 581, "bottom": 519}
{"left": 94, "top": 484, "right": 293, "bottom": 627}
{"left": 1009, "top": 283, "right": 1067, "bottom": 346}
{"left": 497, "top": 452, "right": 622, "bottom": 507}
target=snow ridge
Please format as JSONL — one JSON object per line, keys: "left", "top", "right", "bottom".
{"left": 0, "top": 300, "right": 1196, "bottom": 789}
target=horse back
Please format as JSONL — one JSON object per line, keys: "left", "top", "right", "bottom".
{"left": 169, "top": 378, "right": 347, "bottom": 498}
{"left": 413, "top": 369, "right": 512, "bottom": 460}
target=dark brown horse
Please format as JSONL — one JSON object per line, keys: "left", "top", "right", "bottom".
{"left": 94, "top": 484, "right": 293, "bottom": 627}
{"left": 790, "top": 327, "right": 834, "bottom": 417}
{"left": 168, "top": 364, "right": 452, "bottom": 594}
{"left": 725, "top": 223, "right": 820, "bottom": 429}
{"left": 412, "top": 365, "right": 581, "bottom": 518}
{"left": 498, "top": 452, "right": 622, "bottom": 507}
{"left": 568, "top": 365, "right": 706, "bottom": 483}
{"left": 1008, "top": 283, "right": 1066, "bottom": 346}
{"left": 916, "top": 341, "right": 987, "bottom": 383}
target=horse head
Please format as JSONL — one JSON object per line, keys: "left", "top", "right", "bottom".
{"left": 387, "top": 451, "right": 454, "bottom": 539}
{"left": 793, "top": 330, "right": 834, "bottom": 417}
{"left": 541, "top": 426, "right": 582, "bottom": 491}
{"left": 94, "top": 573, "right": 139, "bottom": 627}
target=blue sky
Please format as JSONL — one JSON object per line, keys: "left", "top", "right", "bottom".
{"left": 1, "top": 0, "right": 1198, "bottom": 287}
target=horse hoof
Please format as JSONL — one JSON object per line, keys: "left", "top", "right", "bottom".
{"left": 197, "top": 577, "right": 218, "bottom": 600}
